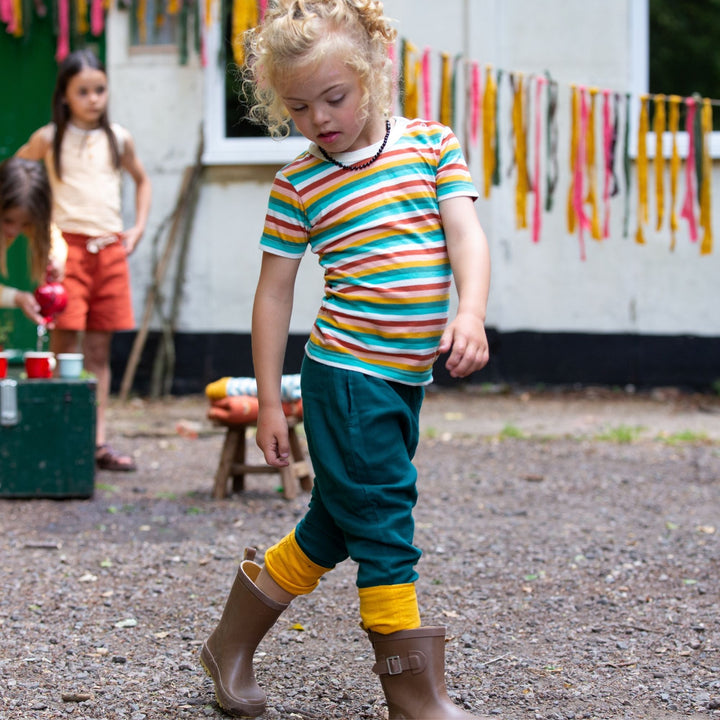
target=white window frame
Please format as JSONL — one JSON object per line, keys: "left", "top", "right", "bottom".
{"left": 631, "top": 0, "right": 720, "bottom": 159}
{"left": 202, "top": 10, "right": 307, "bottom": 165}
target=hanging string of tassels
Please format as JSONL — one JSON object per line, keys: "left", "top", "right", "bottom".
{"left": 4, "top": 3, "right": 716, "bottom": 258}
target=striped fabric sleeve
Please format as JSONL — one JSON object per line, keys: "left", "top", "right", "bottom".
{"left": 436, "top": 125, "right": 480, "bottom": 202}
{"left": 260, "top": 169, "right": 311, "bottom": 258}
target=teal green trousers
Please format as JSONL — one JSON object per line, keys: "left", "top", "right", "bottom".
{"left": 294, "top": 357, "right": 424, "bottom": 588}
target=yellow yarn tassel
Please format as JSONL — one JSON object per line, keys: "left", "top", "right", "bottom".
{"left": 439, "top": 52, "right": 452, "bottom": 126}
{"left": 168, "top": 0, "right": 180, "bottom": 15}
{"left": 231, "top": 0, "right": 258, "bottom": 66}
{"left": 77, "top": 0, "right": 89, "bottom": 33}
{"left": 586, "top": 87, "right": 601, "bottom": 240}
{"left": 403, "top": 41, "right": 420, "bottom": 119}
{"left": 635, "top": 95, "right": 649, "bottom": 245}
{"left": 653, "top": 95, "right": 666, "bottom": 231}
{"left": 9, "top": 0, "right": 22, "bottom": 35}
{"left": 668, "top": 95, "right": 681, "bottom": 251}
{"left": 136, "top": 0, "right": 147, "bottom": 44}
{"left": 512, "top": 74, "right": 528, "bottom": 229}
{"left": 567, "top": 84, "right": 579, "bottom": 234}
{"left": 482, "top": 65, "right": 497, "bottom": 199}
{"left": 700, "top": 98, "right": 713, "bottom": 255}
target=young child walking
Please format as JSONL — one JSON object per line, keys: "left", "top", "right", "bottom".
{"left": 201, "top": 1, "right": 493, "bottom": 718}
{"left": 0, "top": 157, "right": 66, "bottom": 326}
{"left": 17, "top": 49, "right": 152, "bottom": 472}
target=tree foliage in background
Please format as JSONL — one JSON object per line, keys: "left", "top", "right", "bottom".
{"left": 650, "top": 0, "right": 720, "bottom": 99}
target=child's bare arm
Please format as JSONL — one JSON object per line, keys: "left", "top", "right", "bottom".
{"left": 120, "top": 135, "right": 152, "bottom": 254}
{"left": 252, "top": 252, "right": 303, "bottom": 466}
{"left": 439, "top": 196, "right": 491, "bottom": 378}
{"left": 15, "top": 126, "right": 53, "bottom": 161}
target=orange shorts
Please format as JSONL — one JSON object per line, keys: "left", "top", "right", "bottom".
{"left": 54, "top": 232, "right": 135, "bottom": 332}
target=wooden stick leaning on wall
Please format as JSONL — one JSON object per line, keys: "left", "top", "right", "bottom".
{"left": 149, "top": 142, "right": 203, "bottom": 398}
{"left": 118, "top": 132, "right": 204, "bottom": 402}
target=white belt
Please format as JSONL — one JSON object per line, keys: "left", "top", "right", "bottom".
{"left": 86, "top": 234, "right": 119, "bottom": 253}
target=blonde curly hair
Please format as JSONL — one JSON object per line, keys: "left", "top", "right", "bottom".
{"left": 243, "top": 0, "right": 397, "bottom": 137}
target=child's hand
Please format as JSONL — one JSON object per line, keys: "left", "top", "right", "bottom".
{"left": 121, "top": 226, "right": 144, "bottom": 255}
{"left": 438, "top": 312, "right": 490, "bottom": 378}
{"left": 256, "top": 406, "right": 291, "bottom": 467}
{"left": 15, "top": 290, "right": 45, "bottom": 326}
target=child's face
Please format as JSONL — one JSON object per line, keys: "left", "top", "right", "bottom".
{"left": 63, "top": 67, "right": 109, "bottom": 129}
{"left": 277, "top": 51, "right": 381, "bottom": 154}
{"left": 1, "top": 206, "right": 32, "bottom": 242}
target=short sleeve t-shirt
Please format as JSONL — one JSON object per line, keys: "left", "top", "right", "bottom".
{"left": 260, "top": 117, "right": 479, "bottom": 386}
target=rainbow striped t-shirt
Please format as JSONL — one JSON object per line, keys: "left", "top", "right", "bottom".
{"left": 260, "top": 117, "right": 479, "bottom": 386}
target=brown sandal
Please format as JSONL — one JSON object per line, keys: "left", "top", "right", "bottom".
{"left": 95, "top": 444, "right": 137, "bottom": 472}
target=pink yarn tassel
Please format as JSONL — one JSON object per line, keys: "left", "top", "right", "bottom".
{"left": 601, "top": 89, "right": 613, "bottom": 238}
{"left": 0, "top": 0, "right": 13, "bottom": 25}
{"left": 259, "top": 0, "right": 267, "bottom": 21}
{"left": 421, "top": 48, "right": 432, "bottom": 120}
{"left": 470, "top": 61, "right": 481, "bottom": 147}
{"left": 56, "top": 0, "right": 70, "bottom": 61}
{"left": 532, "top": 76, "right": 546, "bottom": 244}
{"left": 680, "top": 97, "right": 698, "bottom": 242}
{"left": 90, "top": 0, "right": 104, "bottom": 36}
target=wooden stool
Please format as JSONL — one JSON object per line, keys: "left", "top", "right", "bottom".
{"left": 212, "top": 416, "right": 313, "bottom": 500}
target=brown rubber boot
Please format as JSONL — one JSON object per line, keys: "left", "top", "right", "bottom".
{"left": 200, "top": 548, "right": 290, "bottom": 717}
{"left": 368, "top": 626, "right": 493, "bottom": 719}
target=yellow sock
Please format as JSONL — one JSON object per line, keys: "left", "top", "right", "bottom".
{"left": 205, "top": 377, "right": 230, "bottom": 400}
{"left": 264, "top": 530, "right": 331, "bottom": 596}
{"left": 359, "top": 583, "right": 421, "bottom": 634}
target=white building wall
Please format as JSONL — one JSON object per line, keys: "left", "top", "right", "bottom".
{"left": 106, "top": 0, "right": 720, "bottom": 344}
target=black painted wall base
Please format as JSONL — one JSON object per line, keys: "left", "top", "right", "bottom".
{"left": 110, "top": 329, "right": 720, "bottom": 396}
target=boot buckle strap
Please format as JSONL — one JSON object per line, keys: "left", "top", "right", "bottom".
{"left": 373, "top": 651, "right": 426, "bottom": 676}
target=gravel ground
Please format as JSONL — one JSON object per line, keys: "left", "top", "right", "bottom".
{"left": 1, "top": 386, "right": 719, "bottom": 720}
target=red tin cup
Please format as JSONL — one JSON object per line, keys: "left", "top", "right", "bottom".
{"left": 24, "top": 351, "right": 56, "bottom": 379}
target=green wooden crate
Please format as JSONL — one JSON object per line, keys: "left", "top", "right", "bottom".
{"left": 0, "top": 379, "right": 96, "bottom": 498}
